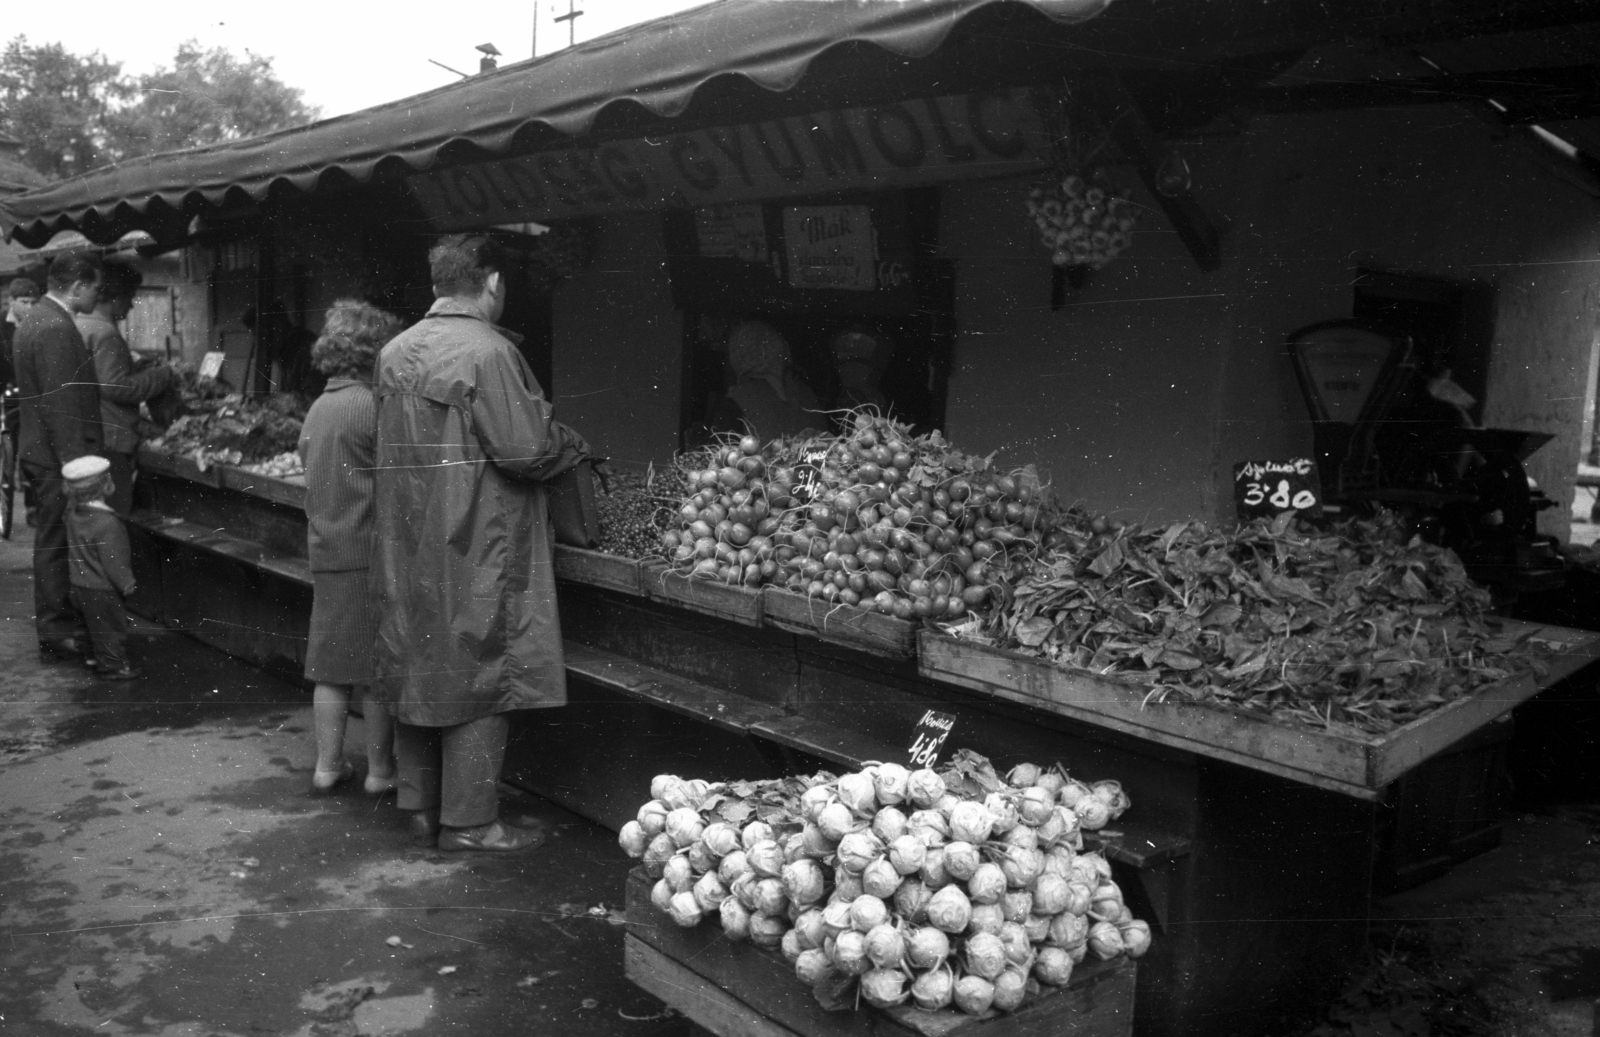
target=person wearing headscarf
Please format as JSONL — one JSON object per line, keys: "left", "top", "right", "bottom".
{"left": 830, "top": 325, "right": 893, "bottom": 417}
{"left": 705, "top": 320, "right": 821, "bottom": 442}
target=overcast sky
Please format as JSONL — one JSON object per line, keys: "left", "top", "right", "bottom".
{"left": 3, "top": 0, "right": 713, "bottom": 120}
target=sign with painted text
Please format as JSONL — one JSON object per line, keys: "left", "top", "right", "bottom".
{"left": 1234, "top": 458, "right": 1323, "bottom": 520}
{"left": 407, "top": 89, "right": 1049, "bottom": 229}
{"left": 783, "top": 205, "right": 876, "bottom": 291}
{"left": 694, "top": 203, "right": 769, "bottom": 263}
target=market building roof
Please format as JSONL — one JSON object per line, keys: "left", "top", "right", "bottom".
{"left": 1, "top": 0, "right": 1595, "bottom": 248}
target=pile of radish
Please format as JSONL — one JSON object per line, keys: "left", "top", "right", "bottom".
{"left": 660, "top": 412, "right": 1099, "bottom": 621}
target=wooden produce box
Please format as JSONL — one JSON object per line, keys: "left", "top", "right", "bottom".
{"left": 138, "top": 448, "right": 226, "bottom": 488}
{"left": 220, "top": 466, "right": 307, "bottom": 510}
{"left": 624, "top": 869, "right": 1134, "bottom": 1037}
{"left": 554, "top": 544, "right": 645, "bottom": 597}
{"left": 918, "top": 625, "right": 1600, "bottom": 800}
{"left": 643, "top": 564, "right": 765, "bottom": 627}
{"left": 763, "top": 587, "right": 919, "bottom": 660}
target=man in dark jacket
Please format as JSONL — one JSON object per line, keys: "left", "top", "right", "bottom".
{"left": 374, "top": 234, "right": 588, "bottom": 852}
{"left": 14, "top": 251, "right": 104, "bottom": 659}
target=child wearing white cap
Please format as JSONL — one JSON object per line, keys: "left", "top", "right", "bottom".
{"left": 62, "top": 455, "right": 139, "bottom": 679}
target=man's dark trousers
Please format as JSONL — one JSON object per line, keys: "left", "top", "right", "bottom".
{"left": 24, "top": 462, "right": 82, "bottom": 642}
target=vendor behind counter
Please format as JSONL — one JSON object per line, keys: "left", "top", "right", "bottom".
{"left": 688, "top": 316, "right": 933, "bottom": 446}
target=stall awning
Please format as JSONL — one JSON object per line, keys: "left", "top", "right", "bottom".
{"left": 3, "top": 0, "right": 1595, "bottom": 247}
{"left": 0, "top": 0, "right": 1124, "bottom": 246}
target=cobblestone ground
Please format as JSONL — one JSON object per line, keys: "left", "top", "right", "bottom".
{"left": 0, "top": 528, "right": 688, "bottom": 1037}
{"left": 2, "top": 522, "right": 1597, "bottom": 1037}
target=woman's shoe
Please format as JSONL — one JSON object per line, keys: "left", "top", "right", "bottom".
{"left": 308, "top": 760, "right": 355, "bottom": 796}
{"left": 98, "top": 665, "right": 143, "bottom": 681}
{"left": 364, "top": 773, "right": 397, "bottom": 796}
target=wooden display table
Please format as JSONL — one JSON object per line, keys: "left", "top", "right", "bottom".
{"left": 624, "top": 869, "right": 1136, "bottom": 1037}
{"left": 123, "top": 447, "right": 1600, "bottom": 1037}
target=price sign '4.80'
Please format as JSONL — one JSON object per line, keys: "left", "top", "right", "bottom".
{"left": 1233, "top": 458, "right": 1322, "bottom": 521}
{"left": 907, "top": 710, "right": 957, "bottom": 769}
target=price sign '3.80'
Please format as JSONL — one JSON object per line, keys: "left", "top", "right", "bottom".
{"left": 1233, "top": 458, "right": 1322, "bottom": 521}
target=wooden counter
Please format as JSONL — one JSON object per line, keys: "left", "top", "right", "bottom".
{"left": 123, "top": 447, "right": 1598, "bottom": 1037}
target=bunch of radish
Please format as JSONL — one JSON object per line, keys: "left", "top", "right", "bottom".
{"left": 660, "top": 412, "right": 1093, "bottom": 622}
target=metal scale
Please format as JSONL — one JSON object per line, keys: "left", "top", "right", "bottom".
{"left": 1288, "top": 319, "right": 1567, "bottom": 601}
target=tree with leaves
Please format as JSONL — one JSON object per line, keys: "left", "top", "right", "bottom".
{"left": 114, "top": 41, "right": 319, "bottom": 157}
{"left": 0, "top": 36, "right": 319, "bottom": 182}
{"left": 0, "top": 37, "right": 129, "bottom": 180}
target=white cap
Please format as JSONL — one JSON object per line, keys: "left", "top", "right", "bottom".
{"left": 61, "top": 455, "right": 111, "bottom": 483}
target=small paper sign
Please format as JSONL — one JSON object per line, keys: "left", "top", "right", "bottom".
{"left": 198, "top": 351, "right": 226, "bottom": 381}
{"left": 788, "top": 445, "right": 831, "bottom": 505}
{"left": 1234, "top": 458, "right": 1322, "bottom": 520}
{"left": 783, "top": 205, "right": 877, "bottom": 291}
{"left": 907, "top": 709, "right": 956, "bottom": 769}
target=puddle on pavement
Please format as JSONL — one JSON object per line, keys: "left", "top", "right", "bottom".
{"left": 1539, "top": 945, "right": 1600, "bottom": 1001}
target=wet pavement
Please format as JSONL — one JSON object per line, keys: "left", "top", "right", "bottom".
{"left": 0, "top": 528, "right": 688, "bottom": 1037}
{"left": 2, "top": 523, "right": 1599, "bottom": 1036}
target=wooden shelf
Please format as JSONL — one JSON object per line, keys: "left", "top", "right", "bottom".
{"left": 554, "top": 545, "right": 645, "bottom": 596}
{"left": 918, "top": 625, "right": 1600, "bottom": 798}
{"left": 644, "top": 565, "right": 765, "bottom": 627}
{"left": 762, "top": 587, "right": 919, "bottom": 660}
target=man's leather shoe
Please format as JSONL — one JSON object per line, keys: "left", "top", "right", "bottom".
{"left": 437, "top": 819, "right": 547, "bottom": 853}
{"left": 39, "top": 638, "right": 88, "bottom": 663}
{"left": 408, "top": 809, "right": 441, "bottom": 848}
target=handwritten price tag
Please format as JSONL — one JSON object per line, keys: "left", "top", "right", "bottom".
{"left": 198, "top": 351, "right": 226, "bottom": 381}
{"left": 907, "top": 710, "right": 957, "bottom": 769}
{"left": 789, "top": 445, "right": 831, "bottom": 505}
{"left": 1233, "top": 458, "right": 1322, "bottom": 520}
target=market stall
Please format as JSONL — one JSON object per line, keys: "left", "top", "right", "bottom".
{"left": 8, "top": 2, "right": 1600, "bottom": 1035}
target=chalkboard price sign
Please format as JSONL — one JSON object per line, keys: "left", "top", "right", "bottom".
{"left": 907, "top": 709, "right": 957, "bottom": 769}
{"left": 1234, "top": 458, "right": 1322, "bottom": 520}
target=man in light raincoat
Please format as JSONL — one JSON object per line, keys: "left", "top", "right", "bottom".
{"left": 374, "top": 233, "right": 588, "bottom": 852}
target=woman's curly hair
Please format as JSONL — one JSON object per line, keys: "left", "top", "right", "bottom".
{"left": 311, "top": 299, "right": 403, "bottom": 379}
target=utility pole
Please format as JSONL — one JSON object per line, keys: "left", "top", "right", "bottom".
{"left": 531, "top": 2, "right": 538, "bottom": 58}
{"left": 554, "top": 0, "right": 585, "bottom": 49}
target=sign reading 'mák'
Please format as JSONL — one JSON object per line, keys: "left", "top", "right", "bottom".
{"left": 407, "top": 89, "right": 1049, "bottom": 229}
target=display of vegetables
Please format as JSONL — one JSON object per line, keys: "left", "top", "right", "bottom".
{"left": 618, "top": 751, "right": 1148, "bottom": 1018}
{"left": 144, "top": 366, "right": 307, "bottom": 471}
{"left": 954, "top": 509, "right": 1550, "bottom": 736}
{"left": 647, "top": 409, "right": 1551, "bottom": 737}
{"left": 240, "top": 451, "right": 304, "bottom": 479}
{"left": 660, "top": 412, "right": 1067, "bottom": 622}
{"left": 593, "top": 464, "right": 688, "bottom": 560}
{"left": 1026, "top": 170, "right": 1138, "bottom": 270}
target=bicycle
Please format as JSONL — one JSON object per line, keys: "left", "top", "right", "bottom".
{"left": 0, "top": 386, "right": 19, "bottom": 540}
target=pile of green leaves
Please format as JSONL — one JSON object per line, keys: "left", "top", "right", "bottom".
{"left": 961, "top": 510, "right": 1548, "bottom": 735}
{"left": 144, "top": 382, "right": 307, "bottom": 470}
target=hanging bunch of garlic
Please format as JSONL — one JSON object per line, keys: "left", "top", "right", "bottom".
{"left": 1026, "top": 171, "right": 1138, "bottom": 270}
{"left": 619, "top": 754, "right": 1148, "bottom": 1018}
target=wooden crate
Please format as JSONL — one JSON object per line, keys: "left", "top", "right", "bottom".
{"left": 554, "top": 544, "right": 645, "bottom": 596}
{"left": 918, "top": 626, "right": 1600, "bottom": 799}
{"left": 220, "top": 466, "right": 307, "bottom": 510}
{"left": 138, "top": 448, "right": 225, "bottom": 488}
{"left": 1375, "top": 712, "right": 1513, "bottom": 893}
{"left": 644, "top": 565, "right": 765, "bottom": 627}
{"left": 624, "top": 869, "right": 1134, "bottom": 1037}
{"left": 763, "top": 587, "right": 919, "bottom": 660}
